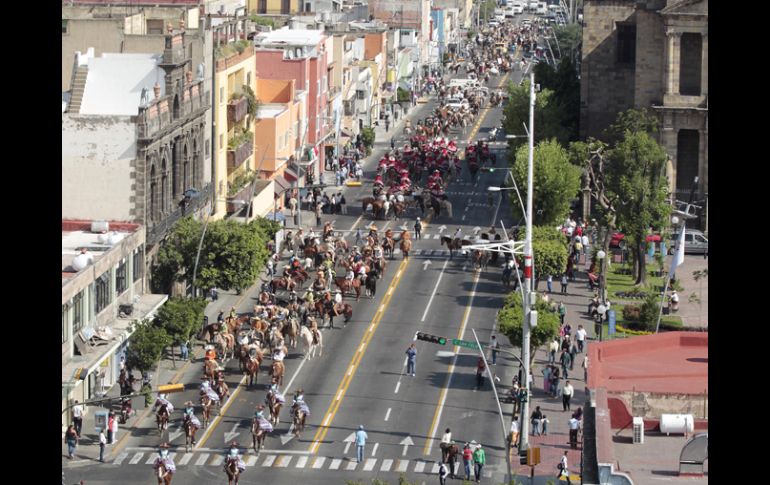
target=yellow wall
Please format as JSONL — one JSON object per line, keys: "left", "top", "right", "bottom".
{"left": 247, "top": 0, "right": 300, "bottom": 14}
{"left": 213, "top": 48, "right": 257, "bottom": 220}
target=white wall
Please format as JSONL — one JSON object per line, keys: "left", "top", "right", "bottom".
{"left": 62, "top": 115, "right": 136, "bottom": 221}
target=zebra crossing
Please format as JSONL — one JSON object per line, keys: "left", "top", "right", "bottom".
{"left": 112, "top": 449, "right": 497, "bottom": 478}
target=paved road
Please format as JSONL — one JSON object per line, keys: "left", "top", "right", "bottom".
{"left": 64, "top": 16, "right": 541, "bottom": 485}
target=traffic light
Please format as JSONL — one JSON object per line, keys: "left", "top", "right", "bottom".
{"left": 416, "top": 332, "right": 447, "bottom": 345}
{"left": 519, "top": 450, "right": 528, "bottom": 465}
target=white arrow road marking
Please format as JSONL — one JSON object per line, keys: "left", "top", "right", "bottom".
{"left": 400, "top": 436, "right": 415, "bottom": 456}
{"left": 280, "top": 432, "right": 295, "bottom": 446}
{"left": 223, "top": 422, "right": 241, "bottom": 443}
{"left": 473, "top": 226, "right": 481, "bottom": 233}
{"left": 343, "top": 432, "right": 356, "bottom": 454}
{"left": 168, "top": 429, "right": 184, "bottom": 443}
{"left": 422, "top": 259, "right": 432, "bottom": 270}
{"left": 421, "top": 258, "right": 449, "bottom": 321}
{"left": 439, "top": 225, "right": 447, "bottom": 233}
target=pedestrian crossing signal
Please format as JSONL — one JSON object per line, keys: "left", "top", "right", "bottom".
{"left": 416, "top": 332, "right": 447, "bottom": 345}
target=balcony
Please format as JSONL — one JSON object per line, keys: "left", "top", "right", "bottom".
{"left": 137, "top": 80, "right": 209, "bottom": 140}
{"left": 147, "top": 183, "right": 212, "bottom": 246}
{"left": 226, "top": 182, "right": 254, "bottom": 214}
{"left": 228, "top": 96, "right": 249, "bottom": 126}
{"left": 227, "top": 138, "right": 254, "bottom": 171}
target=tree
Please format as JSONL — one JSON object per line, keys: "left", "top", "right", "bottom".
{"left": 510, "top": 139, "right": 581, "bottom": 226}
{"left": 607, "top": 131, "right": 671, "bottom": 286}
{"left": 502, "top": 79, "right": 573, "bottom": 154}
{"left": 360, "top": 127, "right": 375, "bottom": 155}
{"left": 155, "top": 296, "right": 207, "bottom": 365}
{"left": 152, "top": 216, "right": 203, "bottom": 294}
{"left": 126, "top": 319, "right": 172, "bottom": 374}
{"left": 497, "top": 291, "right": 560, "bottom": 364}
{"left": 529, "top": 226, "right": 569, "bottom": 283}
{"left": 603, "top": 108, "right": 659, "bottom": 145}
{"left": 553, "top": 23, "right": 582, "bottom": 61}
{"left": 533, "top": 57, "right": 580, "bottom": 140}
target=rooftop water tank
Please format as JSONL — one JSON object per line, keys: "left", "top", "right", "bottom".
{"left": 72, "top": 250, "right": 94, "bottom": 271}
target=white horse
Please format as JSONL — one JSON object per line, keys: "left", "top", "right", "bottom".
{"left": 300, "top": 326, "right": 323, "bottom": 359}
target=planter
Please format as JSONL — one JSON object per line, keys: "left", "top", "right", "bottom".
{"left": 227, "top": 96, "right": 249, "bottom": 126}
{"left": 227, "top": 139, "right": 253, "bottom": 170}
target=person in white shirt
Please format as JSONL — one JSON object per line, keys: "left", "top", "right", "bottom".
{"left": 568, "top": 416, "right": 580, "bottom": 449}
{"left": 98, "top": 429, "right": 107, "bottom": 462}
{"left": 72, "top": 401, "right": 84, "bottom": 437}
{"left": 509, "top": 415, "right": 520, "bottom": 449}
{"left": 557, "top": 451, "right": 571, "bottom": 484}
{"left": 562, "top": 381, "right": 574, "bottom": 412}
{"left": 440, "top": 428, "right": 453, "bottom": 462}
{"left": 575, "top": 325, "right": 587, "bottom": 353}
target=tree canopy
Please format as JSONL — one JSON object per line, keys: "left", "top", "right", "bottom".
{"left": 126, "top": 320, "right": 171, "bottom": 373}
{"left": 530, "top": 225, "right": 570, "bottom": 280}
{"left": 502, "top": 79, "right": 573, "bottom": 153}
{"left": 497, "top": 291, "right": 561, "bottom": 363}
{"left": 154, "top": 296, "right": 207, "bottom": 346}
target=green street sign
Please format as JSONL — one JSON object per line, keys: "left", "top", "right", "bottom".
{"left": 452, "top": 339, "right": 480, "bottom": 350}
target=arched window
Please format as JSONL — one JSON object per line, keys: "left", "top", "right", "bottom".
{"left": 183, "top": 141, "right": 190, "bottom": 192}
{"left": 161, "top": 157, "right": 168, "bottom": 215}
{"left": 173, "top": 94, "right": 181, "bottom": 119}
{"left": 150, "top": 163, "right": 157, "bottom": 222}
{"left": 192, "top": 136, "right": 199, "bottom": 189}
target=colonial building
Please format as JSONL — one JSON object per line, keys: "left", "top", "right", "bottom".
{"left": 62, "top": 31, "right": 211, "bottom": 286}
{"left": 580, "top": 0, "right": 708, "bottom": 217}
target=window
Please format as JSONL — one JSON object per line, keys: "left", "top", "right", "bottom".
{"left": 62, "top": 20, "right": 69, "bottom": 34}
{"left": 133, "top": 247, "right": 143, "bottom": 282}
{"left": 62, "top": 305, "right": 69, "bottom": 344}
{"left": 676, "top": 129, "right": 699, "bottom": 191}
{"left": 147, "top": 19, "right": 164, "bottom": 35}
{"left": 356, "top": 90, "right": 365, "bottom": 100}
{"left": 616, "top": 23, "right": 636, "bottom": 64}
{"left": 116, "top": 259, "right": 127, "bottom": 295}
{"left": 694, "top": 235, "right": 707, "bottom": 243}
{"left": 95, "top": 273, "right": 111, "bottom": 314}
{"left": 72, "top": 292, "right": 84, "bottom": 334}
{"left": 679, "top": 33, "right": 702, "bottom": 95}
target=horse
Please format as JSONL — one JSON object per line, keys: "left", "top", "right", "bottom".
{"left": 270, "top": 361, "right": 285, "bottom": 386}
{"left": 441, "top": 236, "right": 468, "bottom": 259}
{"left": 291, "top": 403, "right": 307, "bottom": 438}
{"left": 266, "top": 390, "right": 283, "bottom": 426}
{"left": 203, "top": 358, "right": 220, "bottom": 383}
{"left": 198, "top": 322, "right": 223, "bottom": 343}
{"left": 400, "top": 238, "right": 412, "bottom": 259}
{"left": 156, "top": 403, "right": 170, "bottom": 433}
{"left": 472, "top": 249, "right": 489, "bottom": 270}
{"left": 269, "top": 276, "right": 295, "bottom": 293}
{"left": 333, "top": 276, "right": 362, "bottom": 301}
{"left": 300, "top": 325, "right": 323, "bottom": 359}
{"left": 333, "top": 302, "right": 354, "bottom": 324}
{"left": 200, "top": 394, "right": 214, "bottom": 428}
{"left": 245, "top": 356, "right": 260, "bottom": 388}
{"left": 224, "top": 456, "right": 240, "bottom": 485}
{"left": 214, "top": 332, "right": 235, "bottom": 362}
{"left": 183, "top": 417, "right": 197, "bottom": 452}
{"left": 252, "top": 418, "right": 267, "bottom": 451}
{"left": 382, "top": 237, "right": 395, "bottom": 259}
{"left": 155, "top": 461, "right": 173, "bottom": 485}
{"left": 365, "top": 270, "right": 379, "bottom": 297}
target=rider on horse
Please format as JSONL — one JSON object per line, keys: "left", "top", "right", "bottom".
{"left": 153, "top": 443, "right": 176, "bottom": 482}
{"left": 225, "top": 441, "right": 246, "bottom": 473}
{"left": 153, "top": 394, "right": 175, "bottom": 414}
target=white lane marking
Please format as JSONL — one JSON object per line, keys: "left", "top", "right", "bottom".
{"left": 359, "top": 343, "right": 365, "bottom": 353}
{"left": 396, "top": 269, "right": 402, "bottom": 277}
{"left": 262, "top": 455, "right": 276, "bottom": 467}
{"left": 369, "top": 323, "right": 375, "bottom": 333}
{"left": 194, "top": 453, "right": 209, "bottom": 466}
{"left": 379, "top": 304, "right": 386, "bottom": 313}
{"left": 372, "top": 442, "right": 379, "bottom": 456}
{"left": 465, "top": 206, "right": 470, "bottom": 211}
{"left": 275, "top": 455, "right": 292, "bottom": 467}
{"left": 210, "top": 455, "right": 224, "bottom": 466}
{"left": 113, "top": 452, "right": 128, "bottom": 465}
{"left": 384, "top": 407, "right": 392, "bottom": 421}
{"left": 345, "top": 460, "right": 358, "bottom": 470}
{"left": 312, "top": 456, "right": 327, "bottom": 469}
{"left": 414, "top": 461, "right": 426, "bottom": 472}
{"left": 424, "top": 273, "right": 481, "bottom": 457}
{"left": 245, "top": 455, "right": 258, "bottom": 466}
{"left": 145, "top": 454, "right": 157, "bottom": 465}
{"left": 381, "top": 459, "right": 393, "bottom": 471}
{"left": 329, "top": 458, "right": 342, "bottom": 470}
{"left": 396, "top": 459, "right": 409, "bottom": 472}
{"left": 394, "top": 381, "right": 401, "bottom": 394}
{"left": 129, "top": 453, "right": 144, "bottom": 465}
{"left": 295, "top": 455, "right": 308, "bottom": 468}
{"left": 462, "top": 215, "right": 466, "bottom": 221}
{"left": 179, "top": 452, "right": 194, "bottom": 465}
{"left": 323, "top": 415, "right": 331, "bottom": 426}
{"left": 434, "top": 234, "right": 440, "bottom": 239}
{"left": 421, "top": 258, "right": 450, "bottom": 322}
{"left": 364, "top": 458, "right": 377, "bottom": 471}
{"left": 348, "top": 365, "right": 354, "bottom": 376}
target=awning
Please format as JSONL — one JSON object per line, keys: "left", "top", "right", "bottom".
{"left": 265, "top": 211, "right": 286, "bottom": 222}
{"left": 284, "top": 166, "right": 299, "bottom": 183}
{"left": 273, "top": 176, "right": 291, "bottom": 194}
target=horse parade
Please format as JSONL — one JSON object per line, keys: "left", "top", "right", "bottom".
{"left": 63, "top": 8, "right": 569, "bottom": 485}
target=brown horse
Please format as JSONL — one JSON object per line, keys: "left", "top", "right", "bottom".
{"left": 224, "top": 456, "right": 240, "bottom": 485}
{"left": 400, "top": 238, "right": 412, "bottom": 259}
{"left": 280, "top": 318, "right": 299, "bottom": 349}
{"left": 245, "top": 357, "right": 260, "bottom": 388}
{"left": 269, "top": 276, "right": 296, "bottom": 293}
{"left": 334, "top": 276, "right": 362, "bottom": 301}
{"left": 440, "top": 236, "right": 468, "bottom": 259}
{"left": 271, "top": 361, "right": 285, "bottom": 386}
{"left": 155, "top": 461, "right": 173, "bottom": 485}
{"left": 199, "top": 322, "right": 223, "bottom": 343}
{"left": 266, "top": 390, "right": 283, "bottom": 426}
{"left": 200, "top": 395, "right": 214, "bottom": 428}
{"left": 291, "top": 403, "right": 307, "bottom": 437}
{"left": 251, "top": 418, "right": 267, "bottom": 451}
{"left": 203, "top": 359, "right": 219, "bottom": 383}
{"left": 382, "top": 237, "right": 395, "bottom": 259}
{"left": 393, "top": 201, "right": 407, "bottom": 218}
{"left": 333, "top": 302, "right": 354, "bottom": 324}
{"left": 183, "top": 417, "right": 198, "bottom": 452}
{"left": 156, "top": 403, "right": 170, "bottom": 433}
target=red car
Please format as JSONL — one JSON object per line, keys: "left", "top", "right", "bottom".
{"left": 609, "top": 232, "right": 662, "bottom": 248}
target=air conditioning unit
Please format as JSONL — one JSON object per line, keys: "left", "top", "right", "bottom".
{"left": 119, "top": 304, "right": 134, "bottom": 317}
{"left": 632, "top": 417, "right": 644, "bottom": 444}
{"left": 91, "top": 220, "right": 109, "bottom": 233}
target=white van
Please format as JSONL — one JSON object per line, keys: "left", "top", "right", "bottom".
{"left": 536, "top": 2, "right": 547, "bottom": 15}
{"left": 528, "top": 1, "right": 539, "bottom": 11}
{"left": 494, "top": 8, "right": 506, "bottom": 21}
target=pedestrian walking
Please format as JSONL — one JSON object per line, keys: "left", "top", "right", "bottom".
{"left": 107, "top": 412, "right": 115, "bottom": 444}
{"left": 562, "top": 380, "right": 575, "bottom": 412}
{"left": 475, "top": 357, "right": 485, "bottom": 390}
{"left": 99, "top": 429, "right": 107, "bottom": 462}
{"left": 72, "top": 400, "right": 84, "bottom": 437}
{"left": 583, "top": 355, "right": 589, "bottom": 382}
{"left": 266, "top": 258, "right": 275, "bottom": 279}
{"left": 355, "top": 228, "right": 363, "bottom": 246}
{"left": 550, "top": 367, "right": 561, "bottom": 398}
{"left": 560, "top": 349, "right": 572, "bottom": 380}
{"left": 180, "top": 340, "right": 189, "bottom": 361}
{"left": 509, "top": 415, "right": 520, "bottom": 449}
{"left": 65, "top": 424, "right": 78, "bottom": 459}
{"left": 414, "top": 217, "right": 422, "bottom": 239}
{"left": 561, "top": 274, "right": 568, "bottom": 293}
{"left": 569, "top": 415, "right": 580, "bottom": 449}
{"left": 575, "top": 324, "right": 587, "bottom": 353}
{"left": 542, "top": 414, "right": 550, "bottom": 435}
{"left": 406, "top": 343, "right": 417, "bottom": 376}
{"left": 110, "top": 410, "right": 119, "bottom": 443}
{"left": 210, "top": 287, "right": 219, "bottom": 301}
{"left": 569, "top": 340, "right": 578, "bottom": 370}
{"left": 546, "top": 274, "right": 553, "bottom": 293}
{"left": 531, "top": 405, "right": 543, "bottom": 436}
{"left": 489, "top": 336, "right": 499, "bottom": 365}
{"left": 339, "top": 193, "right": 347, "bottom": 214}
{"left": 439, "top": 461, "right": 449, "bottom": 485}
{"left": 355, "top": 425, "right": 368, "bottom": 463}
{"left": 558, "top": 302, "right": 566, "bottom": 325}
{"left": 557, "top": 451, "right": 571, "bottom": 485}
{"left": 462, "top": 443, "right": 473, "bottom": 480}
{"left": 549, "top": 337, "right": 559, "bottom": 364}
{"left": 473, "top": 443, "right": 486, "bottom": 482}
{"left": 542, "top": 365, "right": 552, "bottom": 394}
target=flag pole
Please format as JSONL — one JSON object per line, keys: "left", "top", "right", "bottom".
{"left": 654, "top": 276, "right": 670, "bottom": 334}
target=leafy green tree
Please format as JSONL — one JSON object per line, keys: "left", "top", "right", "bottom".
{"left": 151, "top": 217, "right": 203, "bottom": 294}
{"left": 533, "top": 57, "right": 580, "bottom": 140}
{"left": 529, "top": 226, "right": 569, "bottom": 283}
{"left": 497, "top": 291, "right": 560, "bottom": 364}
{"left": 510, "top": 139, "right": 581, "bottom": 226}
{"left": 503, "top": 80, "right": 572, "bottom": 153}
{"left": 360, "top": 127, "right": 375, "bottom": 154}
{"left": 607, "top": 131, "right": 671, "bottom": 286}
{"left": 155, "top": 296, "right": 207, "bottom": 363}
{"left": 553, "top": 23, "right": 582, "bottom": 61}
{"left": 603, "top": 108, "right": 659, "bottom": 145}
{"left": 126, "top": 319, "right": 172, "bottom": 374}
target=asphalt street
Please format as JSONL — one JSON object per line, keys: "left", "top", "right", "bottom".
{"left": 65, "top": 15, "right": 539, "bottom": 485}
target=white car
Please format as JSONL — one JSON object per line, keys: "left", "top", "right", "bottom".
{"left": 446, "top": 98, "right": 469, "bottom": 110}
{"left": 513, "top": 5, "right": 524, "bottom": 14}
{"left": 528, "top": 1, "right": 539, "bottom": 11}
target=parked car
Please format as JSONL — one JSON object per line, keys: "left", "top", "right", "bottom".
{"left": 669, "top": 229, "right": 708, "bottom": 255}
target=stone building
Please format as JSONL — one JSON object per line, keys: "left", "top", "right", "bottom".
{"left": 580, "top": 0, "right": 708, "bottom": 220}
{"left": 62, "top": 31, "right": 210, "bottom": 286}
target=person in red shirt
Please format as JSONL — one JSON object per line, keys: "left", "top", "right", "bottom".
{"left": 475, "top": 357, "right": 485, "bottom": 390}
{"left": 462, "top": 443, "right": 473, "bottom": 481}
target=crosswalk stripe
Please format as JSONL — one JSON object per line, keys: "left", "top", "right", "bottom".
{"left": 431, "top": 462, "right": 440, "bottom": 473}
{"left": 312, "top": 456, "right": 327, "bottom": 469}
{"left": 295, "top": 456, "right": 308, "bottom": 468}
{"left": 195, "top": 453, "right": 209, "bottom": 466}
{"left": 434, "top": 234, "right": 440, "bottom": 239}
{"left": 262, "top": 455, "right": 276, "bottom": 467}
{"left": 363, "top": 458, "right": 377, "bottom": 471}
{"left": 129, "top": 453, "right": 144, "bottom": 465}
{"left": 179, "top": 452, "right": 194, "bottom": 465}
{"left": 396, "top": 459, "right": 408, "bottom": 472}
{"left": 275, "top": 455, "right": 292, "bottom": 467}
{"left": 414, "top": 461, "right": 426, "bottom": 472}
{"left": 209, "top": 455, "right": 223, "bottom": 466}
{"left": 113, "top": 452, "right": 128, "bottom": 465}
{"left": 245, "top": 455, "right": 258, "bottom": 466}
{"left": 145, "top": 454, "right": 158, "bottom": 464}
{"left": 380, "top": 459, "right": 393, "bottom": 471}
{"left": 329, "top": 458, "right": 342, "bottom": 470}
{"left": 345, "top": 460, "right": 358, "bottom": 470}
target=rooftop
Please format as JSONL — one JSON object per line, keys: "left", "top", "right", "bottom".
{"left": 613, "top": 429, "right": 708, "bottom": 485}
{"left": 78, "top": 51, "right": 165, "bottom": 116}
{"left": 254, "top": 27, "right": 326, "bottom": 47}
{"left": 62, "top": 220, "right": 141, "bottom": 281}
{"left": 256, "top": 103, "right": 288, "bottom": 118}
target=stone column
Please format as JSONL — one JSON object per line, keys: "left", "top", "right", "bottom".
{"left": 666, "top": 30, "right": 682, "bottom": 95}
{"left": 700, "top": 32, "right": 708, "bottom": 96}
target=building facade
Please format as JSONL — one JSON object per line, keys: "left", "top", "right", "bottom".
{"left": 580, "top": 0, "right": 708, "bottom": 209}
